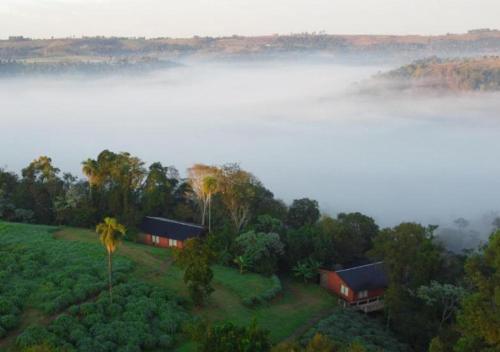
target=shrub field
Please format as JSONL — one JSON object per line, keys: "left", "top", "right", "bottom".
{"left": 0, "top": 222, "right": 189, "bottom": 351}
{"left": 301, "top": 308, "right": 410, "bottom": 352}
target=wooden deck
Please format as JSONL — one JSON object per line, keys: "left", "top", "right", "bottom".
{"left": 340, "top": 296, "right": 385, "bottom": 313}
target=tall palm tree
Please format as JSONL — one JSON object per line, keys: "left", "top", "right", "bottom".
{"left": 82, "top": 158, "right": 101, "bottom": 198}
{"left": 96, "top": 217, "right": 126, "bottom": 303}
{"left": 187, "top": 164, "right": 218, "bottom": 226}
{"left": 202, "top": 175, "right": 218, "bottom": 232}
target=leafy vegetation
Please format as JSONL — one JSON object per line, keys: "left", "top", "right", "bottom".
{"left": 241, "top": 276, "right": 282, "bottom": 307}
{"left": 189, "top": 320, "right": 272, "bottom": 352}
{"left": 16, "top": 282, "right": 189, "bottom": 351}
{"left": 0, "top": 222, "right": 132, "bottom": 336}
{"left": 1, "top": 150, "right": 500, "bottom": 352}
{"left": 174, "top": 239, "right": 216, "bottom": 306}
{"left": 378, "top": 56, "right": 500, "bottom": 91}
{"left": 0, "top": 58, "right": 177, "bottom": 77}
{"left": 301, "top": 309, "right": 410, "bottom": 352}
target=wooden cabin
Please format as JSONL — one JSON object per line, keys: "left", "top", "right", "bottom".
{"left": 319, "top": 262, "right": 388, "bottom": 313}
{"left": 138, "top": 216, "right": 206, "bottom": 249}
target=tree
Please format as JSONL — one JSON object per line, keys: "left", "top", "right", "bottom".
{"left": 253, "top": 215, "right": 284, "bottom": 234}
{"left": 82, "top": 150, "right": 146, "bottom": 225}
{"left": 81, "top": 158, "right": 101, "bottom": 198}
{"left": 369, "top": 222, "right": 444, "bottom": 348}
{"left": 305, "top": 333, "right": 336, "bottom": 352}
{"left": 453, "top": 217, "right": 469, "bottom": 231}
{"left": 192, "top": 320, "right": 271, "bottom": 352}
{"left": 96, "top": 217, "right": 126, "bottom": 303}
{"left": 20, "top": 156, "right": 63, "bottom": 224}
{"left": 455, "top": 231, "right": 500, "bottom": 351}
{"left": 235, "top": 231, "right": 285, "bottom": 275}
{"left": 141, "top": 162, "right": 178, "bottom": 217}
{"left": 492, "top": 217, "right": 500, "bottom": 230}
{"left": 286, "top": 198, "right": 320, "bottom": 229}
{"left": 417, "top": 281, "right": 466, "bottom": 328}
{"left": 293, "top": 258, "right": 321, "bottom": 283}
{"left": 187, "top": 164, "right": 218, "bottom": 227}
{"left": 202, "top": 175, "right": 218, "bottom": 232}
{"left": 175, "top": 238, "right": 215, "bottom": 306}
{"left": 233, "top": 255, "right": 253, "bottom": 274}
{"left": 217, "top": 164, "right": 258, "bottom": 232}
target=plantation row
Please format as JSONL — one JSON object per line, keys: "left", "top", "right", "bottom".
{"left": 0, "top": 222, "right": 190, "bottom": 350}
{"left": 301, "top": 309, "right": 410, "bottom": 352}
{"left": 16, "top": 282, "right": 189, "bottom": 352}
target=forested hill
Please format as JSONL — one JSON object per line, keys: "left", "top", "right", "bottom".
{"left": 376, "top": 56, "right": 500, "bottom": 91}
{"left": 0, "top": 58, "right": 178, "bottom": 77}
{"left": 1, "top": 29, "right": 500, "bottom": 61}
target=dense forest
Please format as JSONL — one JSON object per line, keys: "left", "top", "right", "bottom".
{"left": 0, "top": 150, "right": 499, "bottom": 351}
{"left": 0, "top": 58, "right": 177, "bottom": 77}
{"left": 376, "top": 56, "right": 500, "bottom": 91}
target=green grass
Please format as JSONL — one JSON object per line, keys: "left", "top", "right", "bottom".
{"left": 1, "top": 222, "right": 336, "bottom": 351}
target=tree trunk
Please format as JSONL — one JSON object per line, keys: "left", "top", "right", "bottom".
{"left": 108, "top": 251, "right": 113, "bottom": 304}
{"left": 208, "top": 195, "right": 212, "bottom": 233}
{"left": 201, "top": 199, "right": 207, "bottom": 226}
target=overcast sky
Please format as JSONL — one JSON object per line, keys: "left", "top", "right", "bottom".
{"left": 0, "top": 0, "right": 498, "bottom": 38}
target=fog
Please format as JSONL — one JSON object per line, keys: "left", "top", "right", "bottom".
{"left": 1, "top": 60, "right": 500, "bottom": 234}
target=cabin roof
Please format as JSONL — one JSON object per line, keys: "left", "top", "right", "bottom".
{"left": 335, "top": 262, "right": 389, "bottom": 292}
{"left": 139, "top": 216, "right": 206, "bottom": 241}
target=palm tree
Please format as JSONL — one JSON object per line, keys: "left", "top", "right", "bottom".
{"left": 96, "top": 217, "right": 126, "bottom": 303}
{"left": 202, "top": 175, "right": 218, "bottom": 233}
{"left": 187, "top": 164, "right": 218, "bottom": 227}
{"left": 82, "top": 158, "right": 101, "bottom": 198}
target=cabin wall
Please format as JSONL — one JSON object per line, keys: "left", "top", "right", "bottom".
{"left": 367, "top": 288, "right": 385, "bottom": 299}
{"left": 138, "top": 234, "right": 184, "bottom": 249}
{"left": 319, "top": 269, "right": 355, "bottom": 302}
{"left": 140, "top": 233, "right": 153, "bottom": 245}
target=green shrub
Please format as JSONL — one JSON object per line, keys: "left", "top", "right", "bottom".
{"left": 16, "top": 325, "right": 55, "bottom": 349}
{"left": 301, "top": 309, "right": 410, "bottom": 352}
{"left": 242, "top": 275, "right": 282, "bottom": 307}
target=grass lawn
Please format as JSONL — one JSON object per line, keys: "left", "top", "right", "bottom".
{"left": 2, "top": 223, "right": 336, "bottom": 351}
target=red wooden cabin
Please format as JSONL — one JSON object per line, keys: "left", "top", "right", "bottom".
{"left": 319, "top": 262, "right": 388, "bottom": 313}
{"left": 138, "top": 216, "right": 206, "bottom": 249}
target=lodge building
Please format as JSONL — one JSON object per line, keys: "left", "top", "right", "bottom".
{"left": 319, "top": 261, "right": 388, "bottom": 313}
{"left": 139, "top": 216, "right": 206, "bottom": 249}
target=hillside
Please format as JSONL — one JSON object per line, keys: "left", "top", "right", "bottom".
{"left": 375, "top": 56, "right": 500, "bottom": 91}
{"left": 0, "top": 222, "right": 335, "bottom": 351}
{"left": 1, "top": 29, "right": 500, "bottom": 62}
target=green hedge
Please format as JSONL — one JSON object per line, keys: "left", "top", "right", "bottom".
{"left": 0, "top": 222, "right": 134, "bottom": 336}
{"left": 301, "top": 308, "right": 410, "bottom": 352}
{"left": 16, "top": 282, "right": 190, "bottom": 352}
{"left": 242, "top": 275, "right": 282, "bottom": 307}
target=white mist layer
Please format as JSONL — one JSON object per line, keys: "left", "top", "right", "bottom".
{"left": 1, "top": 61, "right": 500, "bottom": 229}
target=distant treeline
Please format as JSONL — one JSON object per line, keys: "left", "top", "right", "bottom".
{"left": 0, "top": 58, "right": 178, "bottom": 77}
{"left": 378, "top": 56, "right": 500, "bottom": 91}
{"left": 1, "top": 30, "right": 500, "bottom": 61}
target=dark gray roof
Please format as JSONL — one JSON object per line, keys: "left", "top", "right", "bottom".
{"left": 336, "top": 262, "right": 389, "bottom": 292}
{"left": 140, "top": 216, "right": 206, "bottom": 241}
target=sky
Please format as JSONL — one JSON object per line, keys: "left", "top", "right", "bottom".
{"left": 0, "top": 0, "right": 499, "bottom": 38}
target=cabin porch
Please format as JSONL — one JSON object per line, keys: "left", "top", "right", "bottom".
{"left": 340, "top": 296, "right": 385, "bottom": 313}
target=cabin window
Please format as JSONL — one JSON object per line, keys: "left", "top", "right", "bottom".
{"left": 169, "top": 239, "right": 177, "bottom": 247}
{"left": 340, "top": 284, "right": 349, "bottom": 296}
{"left": 358, "top": 290, "right": 368, "bottom": 299}
{"left": 152, "top": 235, "right": 160, "bottom": 244}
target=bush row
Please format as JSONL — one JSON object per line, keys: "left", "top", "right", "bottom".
{"left": 242, "top": 275, "right": 282, "bottom": 307}
{"left": 0, "top": 222, "right": 133, "bottom": 336}
{"left": 300, "top": 308, "right": 410, "bottom": 352}
{"left": 16, "top": 282, "right": 190, "bottom": 352}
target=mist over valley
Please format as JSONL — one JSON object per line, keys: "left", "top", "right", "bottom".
{"left": 2, "top": 58, "right": 499, "bottom": 248}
